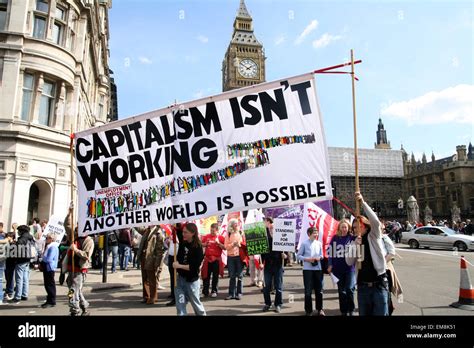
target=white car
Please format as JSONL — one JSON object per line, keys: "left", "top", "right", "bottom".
{"left": 401, "top": 226, "right": 474, "bottom": 252}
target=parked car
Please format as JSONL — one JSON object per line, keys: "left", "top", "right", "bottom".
{"left": 401, "top": 226, "right": 474, "bottom": 251}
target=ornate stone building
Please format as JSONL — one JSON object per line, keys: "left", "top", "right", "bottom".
{"left": 222, "top": 0, "right": 266, "bottom": 92}
{"left": 0, "top": 0, "right": 116, "bottom": 228}
{"left": 403, "top": 144, "right": 474, "bottom": 221}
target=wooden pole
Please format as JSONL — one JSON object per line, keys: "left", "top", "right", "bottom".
{"left": 173, "top": 229, "right": 177, "bottom": 287}
{"left": 351, "top": 49, "right": 360, "bottom": 218}
{"left": 69, "top": 129, "right": 75, "bottom": 272}
{"left": 351, "top": 50, "right": 363, "bottom": 270}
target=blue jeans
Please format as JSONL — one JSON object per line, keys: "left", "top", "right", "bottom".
{"left": 0, "top": 261, "right": 5, "bottom": 302}
{"left": 174, "top": 275, "right": 206, "bottom": 316}
{"left": 263, "top": 265, "right": 284, "bottom": 307}
{"left": 118, "top": 244, "right": 131, "bottom": 270}
{"left": 108, "top": 245, "right": 119, "bottom": 272}
{"left": 5, "top": 258, "right": 15, "bottom": 295}
{"left": 14, "top": 262, "right": 30, "bottom": 300}
{"left": 337, "top": 272, "right": 356, "bottom": 314}
{"left": 357, "top": 282, "right": 389, "bottom": 316}
{"left": 227, "top": 256, "right": 243, "bottom": 297}
{"left": 303, "top": 270, "right": 323, "bottom": 313}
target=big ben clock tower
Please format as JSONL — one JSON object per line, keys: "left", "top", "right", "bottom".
{"left": 222, "top": 0, "right": 266, "bottom": 92}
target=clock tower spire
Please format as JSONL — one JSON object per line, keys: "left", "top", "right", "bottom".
{"left": 222, "top": 0, "right": 266, "bottom": 92}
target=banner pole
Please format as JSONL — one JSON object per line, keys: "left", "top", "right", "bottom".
{"left": 351, "top": 51, "right": 363, "bottom": 271}
{"left": 173, "top": 228, "right": 177, "bottom": 289}
{"left": 350, "top": 49, "right": 360, "bottom": 218}
{"left": 70, "top": 129, "right": 75, "bottom": 272}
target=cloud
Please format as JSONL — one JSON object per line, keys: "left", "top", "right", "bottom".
{"left": 312, "top": 33, "right": 342, "bottom": 49}
{"left": 295, "top": 20, "right": 318, "bottom": 45}
{"left": 274, "top": 35, "right": 286, "bottom": 46}
{"left": 197, "top": 35, "right": 209, "bottom": 43}
{"left": 138, "top": 56, "right": 152, "bottom": 65}
{"left": 381, "top": 84, "right": 474, "bottom": 125}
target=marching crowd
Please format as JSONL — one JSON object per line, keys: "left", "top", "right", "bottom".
{"left": 5, "top": 191, "right": 469, "bottom": 316}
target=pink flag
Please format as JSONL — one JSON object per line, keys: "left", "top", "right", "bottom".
{"left": 299, "top": 202, "right": 339, "bottom": 257}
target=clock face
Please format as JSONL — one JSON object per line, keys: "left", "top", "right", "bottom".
{"left": 238, "top": 59, "right": 258, "bottom": 79}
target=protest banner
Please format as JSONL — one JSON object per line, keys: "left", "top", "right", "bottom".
{"left": 272, "top": 218, "right": 296, "bottom": 252}
{"left": 264, "top": 200, "right": 333, "bottom": 244}
{"left": 41, "top": 215, "right": 66, "bottom": 246}
{"left": 244, "top": 222, "right": 269, "bottom": 256}
{"left": 299, "top": 202, "right": 339, "bottom": 257}
{"left": 75, "top": 73, "right": 333, "bottom": 235}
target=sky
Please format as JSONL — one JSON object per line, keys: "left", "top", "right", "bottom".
{"left": 108, "top": 0, "right": 473, "bottom": 161}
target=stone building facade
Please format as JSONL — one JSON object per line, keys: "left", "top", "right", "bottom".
{"left": 0, "top": 0, "right": 115, "bottom": 228}
{"left": 403, "top": 144, "right": 474, "bottom": 221}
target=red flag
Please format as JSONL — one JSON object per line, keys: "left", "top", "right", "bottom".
{"left": 160, "top": 224, "right": 173, "bottom": 237}
{"left": 299, "top": 202, "right": 339, "bottom": 258}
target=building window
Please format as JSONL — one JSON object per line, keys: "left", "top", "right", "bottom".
{"left": 33, "top": 1, "right": 49, "bottom": 39}
{"left": 33, "top": 16, "right": 46, "bottom": 39}
{"left": 428, "top": 187, "right": 435, "bottom": 197}
{"left": 53, "top": 5, "right": 66, "bottom": 46}
{"left": 38, "top": 80, "right": 56, "bottom": 126}
{"left": 0, "top": 0, "right": 7, "bottom": 30}
{"left": 452, "top": 191, "right": 457, "bottom": 202}
{"left": 21, "top": 73, "right": 35, "bottom": 121}
{"left": 449, "top": 172, "right": 455, "bottom": 183}
{"left": 52, "top": 22, "right": 63, "bottom": 44}
{"left": 36, "top": 0, "right": 49, "bottom": 13}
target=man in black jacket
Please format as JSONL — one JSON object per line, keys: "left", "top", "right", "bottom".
{"left": 11, "top": 225, "right": 34, "bottom": 303}
{"left": 261, "top": 217, "right": 287, "bottom": 313}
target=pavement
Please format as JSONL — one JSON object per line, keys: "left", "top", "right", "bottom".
{"left": 1, "top": 244, "right": 474, "bottom": 316}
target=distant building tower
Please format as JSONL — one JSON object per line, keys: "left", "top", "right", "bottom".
{"left": 375, "top": 118, "right": 391, "bottom": 149}
{"left": 222, "top": 0, "right": 266, "bottom": 92}
{"left": 468, "top": 142, "right": 473, "bottom": 160}
{"left": 109, "top": 69, "right": 119, "bottom": 122}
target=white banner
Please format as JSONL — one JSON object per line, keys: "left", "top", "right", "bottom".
{"left": 273, "top": 218, "right": 296, "bottom": 252}
{"left": 75, "top": 73, "right": 333, "bottom": 236}
{"left": 41, "top": 215, "right": 66, "bottom": 246}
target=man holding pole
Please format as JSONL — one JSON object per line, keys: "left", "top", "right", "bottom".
{"left": 346, "top": 192, "right": 389, "bottom": 316}
{"left": 64, "top": 203, "right": 94, "bottom": 316}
